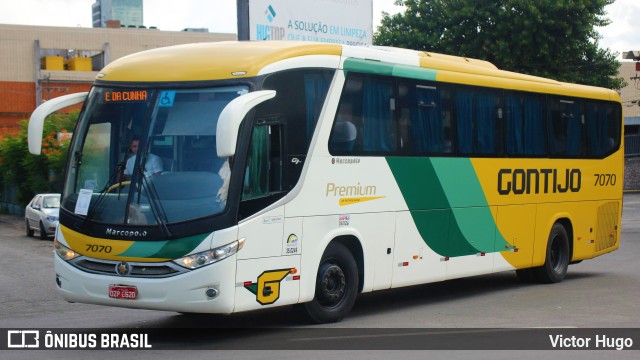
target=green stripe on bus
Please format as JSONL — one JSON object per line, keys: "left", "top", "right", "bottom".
{"left": 118, "top": 233, "right": 209, "bottom": 259}
{"left": 343, "top": 58, "right": 437, "bottom": 81}
{"left": 392, "top": 64, "right": 437, "bottom": 81}
{"left": 344, "top": 58, "right": 395, "bottom": 76}
{"left": 386, "top": 157, "right": 510, "bottom": 257}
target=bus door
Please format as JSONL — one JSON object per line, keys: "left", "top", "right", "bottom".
{"left": 235, "top": 121, "right": 301, "bottom": 312}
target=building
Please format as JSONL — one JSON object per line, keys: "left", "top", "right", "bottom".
{"left": 92, "top": 0, "right": 143, "bottom": 28}
{"left": 620, "top": 52, "right": 640, "bottom": 134}
{"left": 620, "top": 52, "right": 640, "bottom": 190}
{"left": 0, "top": 24, "right": 235, "bottom": 136}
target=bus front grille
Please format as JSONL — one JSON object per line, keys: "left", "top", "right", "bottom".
{"left": 71, "top": 258, "right": 188, "bottom": 278}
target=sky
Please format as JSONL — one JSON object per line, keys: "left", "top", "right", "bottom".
{"left": 0, "top": 0, "right": 638, "bottom": 56}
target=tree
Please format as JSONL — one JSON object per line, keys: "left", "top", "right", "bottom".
{"left": 374, "top": 0, "right": 625, "bottom": 90}
{"left": 0, "top": 113, "right": 77, "bottom": 205}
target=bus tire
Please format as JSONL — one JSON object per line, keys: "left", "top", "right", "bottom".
{"left": 532, "top": 223, "right": 570, "bottom": 283}
{"left": 304, "top": 242, "right": 359, "bottom": 323}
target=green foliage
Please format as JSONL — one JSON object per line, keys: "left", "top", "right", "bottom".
{"left": 0, "top": 113, "right": 77, "bottom": 205}
{"left": 374, "top": 0, "right": 625, "bottom": 90}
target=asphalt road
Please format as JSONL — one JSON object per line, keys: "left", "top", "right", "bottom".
{"left": 1, "top": 194, "right": 639, "bottom": 359}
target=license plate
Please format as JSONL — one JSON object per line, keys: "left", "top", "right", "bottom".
{"left": 108, "top": 285, "right": 137, "bottom": 300}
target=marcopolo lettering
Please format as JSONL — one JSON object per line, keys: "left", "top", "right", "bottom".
{"left": 498, "top": 168, "right": 581, "bottom": 195}
{"left": 106, "top": 228, "right": 148, "bottom": 237}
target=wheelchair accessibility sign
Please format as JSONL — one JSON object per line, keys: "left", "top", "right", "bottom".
{"left": 158, "top": 91, "right": 175, "bottom": 107}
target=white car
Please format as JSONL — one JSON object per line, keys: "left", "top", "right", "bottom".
{"left": 25, "top": 193, "right": 60, "bottom": 239}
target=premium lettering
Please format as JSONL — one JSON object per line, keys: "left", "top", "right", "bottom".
{"left": 326, "top": 182, "right": 376, "bottom": 197}
{"left": 498, "top": 168, "right": 581, "bottom": 195}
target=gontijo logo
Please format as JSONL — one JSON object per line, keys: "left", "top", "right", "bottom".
{"left": 244, "top": 269, "right": 292, "bottom": 305}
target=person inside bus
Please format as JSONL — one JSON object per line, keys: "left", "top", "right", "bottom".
{"left": 330, "top": 104, "right": 358, "bottom": 152}
{"left": 123, "top": 138, "right": 163, "bottom": 179}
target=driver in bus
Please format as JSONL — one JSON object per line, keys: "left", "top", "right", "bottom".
{"left": 123, "top": 138, "right": 163, "bottom": 179}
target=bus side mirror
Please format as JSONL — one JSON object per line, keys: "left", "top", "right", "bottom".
{"left": 28, "top": 92, "right": 88, "bottom": 155}
{"left": 216, "top": 90, "right": 276, "bottom": 157}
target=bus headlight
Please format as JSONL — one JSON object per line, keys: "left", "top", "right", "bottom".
{"left": 54, "top": 239, "right": 80, "bottom": 261}
{"left": 173, "top": 238, "right": 245, "bottom": 270}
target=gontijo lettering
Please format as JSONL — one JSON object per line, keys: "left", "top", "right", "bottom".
{"left": 498, "top": 168, "right": 581, "bottom": 195}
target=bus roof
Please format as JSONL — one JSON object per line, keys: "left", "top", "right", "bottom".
{"left": 97, "top": 41, "right": 342, "bottom": 82}
{"left": 96, "top": 41, "right": 620, "bottom": 102}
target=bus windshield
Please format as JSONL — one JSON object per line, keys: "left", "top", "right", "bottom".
{"left": 62, "top": 85, "right": 249, "bottom": 225}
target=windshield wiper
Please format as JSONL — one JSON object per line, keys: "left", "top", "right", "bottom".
{"left": 126, "top": 153, "right": 171, "bottom": 237}
{"left": 135, "top": 171, "right": 172, "bottom": 238}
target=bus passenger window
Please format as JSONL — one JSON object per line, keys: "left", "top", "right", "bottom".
{"left": 505, "top": 92, "right": 546, "bottom": 156}
{"left": 330, "top": 103, "right": 357, "bottom": 152}
{"left": 399, "top": 82, "right": 453, "bottom": 155}
{"left": 455, "top": 88, "right": 502, "bottom": 156}
{"left": 362, "top": 78, "right": 396, "bottom": 153}
{"left": 329, "top": 75, "right": 396, "bottom": 155}
{"left": 550, "top": 99, "right": 585, "bottom": 157}
{"left": 586, "top": 102, "right": 620, "bottom": 157}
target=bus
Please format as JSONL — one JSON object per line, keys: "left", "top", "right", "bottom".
{"left": 28, "top": 41, "right": 623, "bottom": 323}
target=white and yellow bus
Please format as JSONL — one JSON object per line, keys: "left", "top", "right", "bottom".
{"left": 29, "top": 41, "right": 623, "bottom": 323}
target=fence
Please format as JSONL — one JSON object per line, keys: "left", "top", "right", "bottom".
{"left": 0, "top": 183, "right": 24, "bottom": 216}
{"left": 626, "top": 134, "right": 640, "bottom": 158}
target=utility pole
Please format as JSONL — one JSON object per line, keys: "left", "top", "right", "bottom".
{"left": 237, "top": 0, "right": 249, "bottom": 41}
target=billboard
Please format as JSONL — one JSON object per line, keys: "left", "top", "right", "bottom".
{"left": 246, "top": 0, "right": 373, "bottom": 46}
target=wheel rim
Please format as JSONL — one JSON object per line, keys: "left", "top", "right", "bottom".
{"left": 550, "top": 235, "right": 568, "bottom": 274}
{"left": 316, "top": 262, "right": 347, "bottom": 308}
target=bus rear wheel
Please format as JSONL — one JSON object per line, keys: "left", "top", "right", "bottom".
{"left": 304, "top": 242, "right": 358, "bottom": 323}
{"left": 532, "top": 223, "right": 570, "bottom": 283}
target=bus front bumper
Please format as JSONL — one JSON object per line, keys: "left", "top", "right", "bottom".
{"left": 54, "top": 254, "right": 237, "bottom": 314}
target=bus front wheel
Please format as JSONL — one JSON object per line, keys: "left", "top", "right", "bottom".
{"left": 532, "top": 223, "right": 570, "bottom": 283}
{"left": 304, "top": 242, "right": 359, "bottom": 323}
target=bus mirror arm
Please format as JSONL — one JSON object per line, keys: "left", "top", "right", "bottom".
{"left": 28, "top": 92, "right": 88, "bottom": 155}
{"left": 216, "top": 90, "right": 276, "bottom": 157}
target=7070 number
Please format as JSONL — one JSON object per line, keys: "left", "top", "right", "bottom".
{"left": 86, "top": 244, "right": 112, "bottom": 253}
{"left": 594, "top": 173, "right": 616, "bottom": 186}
